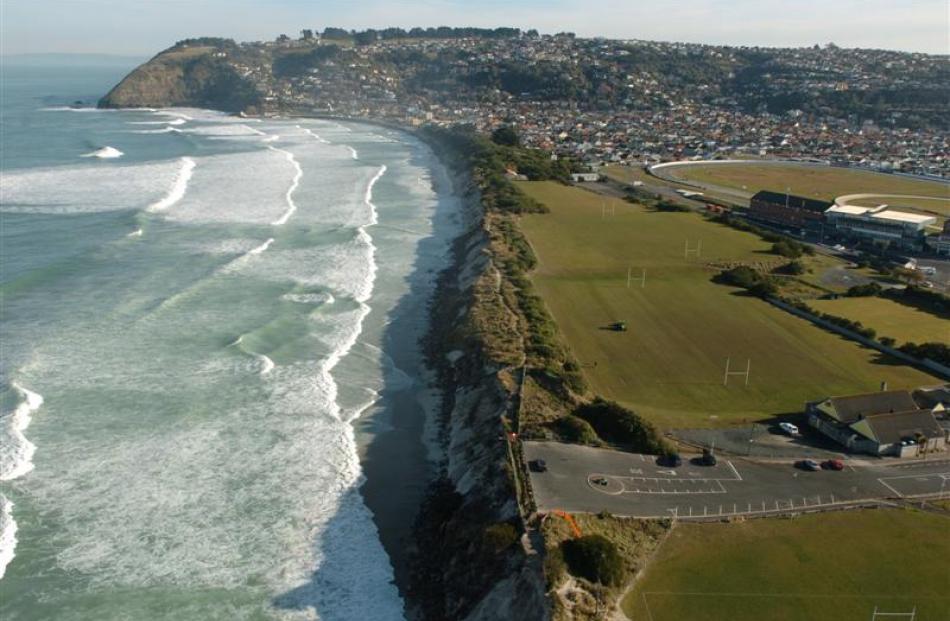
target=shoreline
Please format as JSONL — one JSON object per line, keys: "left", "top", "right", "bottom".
{"left": 320, "top": 119, "right": 473, "bottom": 607}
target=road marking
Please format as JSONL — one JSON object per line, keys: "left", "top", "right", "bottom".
{"left": 877, "top": 477, "right": 904, "bottom": 497}
{"left": 727, "top": 460, "right": 742, "bottom": 481}
{"left": 629, "top": 468, "right": 643, "bottom": 474}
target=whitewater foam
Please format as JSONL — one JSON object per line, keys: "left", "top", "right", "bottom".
{"left": 82, "top": 146, "right": 123, "bottom": 159}
{"left": 128, "top": 228, "right": 144, "bottom": 238}
{"left": 0, "top": 495, "right": 17, "bottom": 580}
{"left": 248, "top": 238, "right": 275, "bottom": 255}
{"left": 347, "top": 146, "right": 359, "bottom": 160}
{"left": 146, "top": 157, "right": 196, "bottom": 212}
{"left": 298, "top": 126, "right": 330, "bottom": 144}
{"left": 129, "top": 118, "right": 186, "bottom": 126}
{"left": 0, "top": 383, "right": 44, "bottom": 482}
{"left": 268, "top": 147, "right": 302, "bottom": 226}
{"left": 131, "top": 126, "right": 183, "bottom": 134}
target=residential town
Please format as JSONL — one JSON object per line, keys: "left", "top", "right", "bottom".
{"left": 218, "top": 30, "right": 949, "bottom": 176}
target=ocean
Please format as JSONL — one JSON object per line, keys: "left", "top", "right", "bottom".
{"left": 0, "top": 63, "right": 461, "bottom": 620}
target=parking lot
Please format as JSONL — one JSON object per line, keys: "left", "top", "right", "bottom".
{"left": 525, "top": 441, "right": 950, "bottom": 520}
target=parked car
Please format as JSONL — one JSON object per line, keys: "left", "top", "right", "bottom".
{"left": 529, "top": 459, "right": 547, "bottom": 473}
{"left": 821, "top": 459, "right": 844, "bottom": 471}
{"left": 700, "top": 448, "right": 717, "bottom": 466}
{"left": 795, "top": 459, "right": 820, "bottom": 471}
{"left": 658, "top": 453, "right": 682, "bottom": 468}
{"left": 779, "top": 422, "right": 800, "bottom": 436}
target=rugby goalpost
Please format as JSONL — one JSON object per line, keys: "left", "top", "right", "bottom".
{"left": 684, "top": 238, "right": 702, "bottom": 259}
{"left": 627, "top": 266, "right": 646, "bottom": 288}
{"left": 871, "top": 606, "right": 916, "bottom": 620}
{"left": 723, "top": 357, "right": 751, "bottom": 386}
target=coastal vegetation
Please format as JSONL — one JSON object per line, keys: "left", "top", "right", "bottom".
{"left": 542, "top": 513, "right": 669, "bottom": 621}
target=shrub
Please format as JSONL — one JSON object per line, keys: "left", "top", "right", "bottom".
{"left": 715, "top": 266, "right": 777, "bottom": 298}
{"left": 553, "top": 415, "right": 600, "bottom": 445}
{"left": 491, "top": 125, "right": 521, "bottom": 147}
{"left": 899, "top": 342, "right": 950, "bottom": 366}
{"left": 772, "top": 240, "right": 803, "bottom": 258}
{"left": 879, "top": 336, "right": 897, "bottom": 347}
{"left": 561, "top": 535, "right": 625, "bottom": 586}
{"left": 846, "top": 282, "right": 883, "bottom": 297}
{"left": 482, "top": 523, "right": 519, "bottom": 554}
{"left": 653, "top": 200, "right": 690, "bottom": 212}
{"left": 777, "top": 260, "right": 805, "bottom": 275}
{"left": 573, "top": 398, "right": 669, "bottom": 454}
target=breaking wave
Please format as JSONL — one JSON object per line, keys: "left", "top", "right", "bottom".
{"left": 0, "top": 495, "right": 17, "bottom": 580}
{"left": 268, "top": 147, "right": 302, "bottom": 226}
{"left": 146, "top": 157, "right": 196, "bottom": 212}
{"left": 82, "top": 146, "right": 123, "bottom": 159}
{"left": 0, "top": 383, "right": 45, "bottom": 482}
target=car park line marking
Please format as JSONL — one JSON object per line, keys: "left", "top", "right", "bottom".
{"left": 727, "top": 460, "right": 742, "bottom": 481}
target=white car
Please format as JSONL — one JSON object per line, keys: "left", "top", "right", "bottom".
{"left": 779, "top": 422, "right": 799, "bottom": 436}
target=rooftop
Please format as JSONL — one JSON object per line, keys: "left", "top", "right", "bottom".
{"left": 825, "top": 204, "right": 936, "bottom": 225}
{"left": 826, "top": 390, "right": 919, "bottom": 424}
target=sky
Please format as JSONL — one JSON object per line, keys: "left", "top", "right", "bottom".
{"left": 2, "top": 0, "right": 948, "bottom": 56}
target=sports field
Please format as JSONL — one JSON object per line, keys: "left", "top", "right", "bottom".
{"left": 809, "top": 297, "right": 950, "bottom": 345}
{"left": 664, "top": 162, "right": 950, "bottom": 217}
{"left": 517, "top": 181, "right": 938, "bottom": 428}
{"left": 621, "top": 509, "right": 950, "bottom": 621}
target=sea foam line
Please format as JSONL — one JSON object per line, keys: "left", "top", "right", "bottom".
{"left": 0, "top": 383, "right": 44, "bottom": 482}
{"left": 268, "top": 146, "right": 302, "bottom": 226}
{"left": 147, "top": 157, "right": 196, "bottom": 212}
{"left": 319, "top": 164, "right": 387, "bottom": 423}
{"left": 0, "top": 495, "right": 17, "bottom": 580}
{"left": 298, "top": 126, "right": 330, "bottom": 144}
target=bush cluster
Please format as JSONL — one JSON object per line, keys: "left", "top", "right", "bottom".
{"left": 573, "top": 398, "right": 670, "bottom": 454}
{"left": 561, "top": 535, "right": 625, "bottom": 586}
{"left": 552, "top": 415, "right": 600, "bottom": 445}
{"left": 713, "top": 265, "right": 778, "bottom": 298}
{"left": 899, "top": 342, "right": 950, "bottom": 366}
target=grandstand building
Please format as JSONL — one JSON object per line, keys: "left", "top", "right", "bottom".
{"left": 824, "top": 204, "right": 935, "bottom": 250}
{"left": 929, "top": 220, "right": 950, "bottom": 257}
{"left": 748, "top": 190, "right": 830, "bottom": 235}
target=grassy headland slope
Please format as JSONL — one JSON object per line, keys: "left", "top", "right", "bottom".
{"left": 517, "top": 181, "right": 937, "bottom": 428}
{"left": 98, "top": 40, "right": 261, "bottom": 112}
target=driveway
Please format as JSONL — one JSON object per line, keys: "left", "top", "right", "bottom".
{"left": 525, "top": 441, "right": 950, "bottom": 520}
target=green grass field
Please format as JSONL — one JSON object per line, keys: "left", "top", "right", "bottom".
{"left": 622, "top": 509, "right": 950, "bottom": 621}
{"left": 517, "top": 181, "right": 938, "bottom": 428}
{"left": 809, "top": 297, "right": 950, "bottom": 345}
{"left": 665, "top": 162, "right": 950, "bottom": 217}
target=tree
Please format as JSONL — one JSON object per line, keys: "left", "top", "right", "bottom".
{"left": 561, "top": 535, "right": 624, "bottom": 585}
{"left": 300, "top": 29, "right": 314, "bottom": 40}
{"left": 276, "top": 34, "right": 290, "bottom": 43}
{"left": 491, "top": 125, "right": 521, "bottom": 147}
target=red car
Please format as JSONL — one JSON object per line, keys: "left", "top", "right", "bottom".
{"left": 821, "top": 459, "right": 844, "bottom": 471}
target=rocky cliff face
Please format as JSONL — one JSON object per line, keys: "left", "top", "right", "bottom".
{"left": 408, "top": 171, "right": 549, "bottom": 621}
{"left": 98, "top": 45, "right": 262, "bottom": 112}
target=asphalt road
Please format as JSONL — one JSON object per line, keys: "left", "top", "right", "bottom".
{"left": 524, "top": 441, "right": 950, "bottom": 520}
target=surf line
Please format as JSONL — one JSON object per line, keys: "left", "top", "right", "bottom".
{"left": 1, "top": 383, "right": 44, "bottom": 482}
{"left": 268, "top": 146, "right": 302, "bottom": 226}
{"left": 146, "top": 157, "right": 196, "bottom": 212}
{"left": 323, "top": 164, "right": 388, "bottom": 424}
